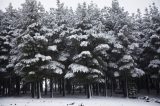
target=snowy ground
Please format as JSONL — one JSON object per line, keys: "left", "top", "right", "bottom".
{"left": 0, "top": 96, "right": 159, "bottom": 106}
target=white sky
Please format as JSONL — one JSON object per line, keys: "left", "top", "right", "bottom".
{"left": 0, "top": 0, "right": 160, "bottom": 14}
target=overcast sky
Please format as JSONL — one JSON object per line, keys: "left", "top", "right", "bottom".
{"left": 0, "top": 0, "right": 160, "bottom": 14}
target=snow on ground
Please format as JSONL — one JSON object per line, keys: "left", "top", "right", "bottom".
{"left": 0, "top": 96, "right": 159, "bottom": 106}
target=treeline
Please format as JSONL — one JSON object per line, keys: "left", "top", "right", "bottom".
{"left": 0, "top": 0, "right": 159, "bottom": 99}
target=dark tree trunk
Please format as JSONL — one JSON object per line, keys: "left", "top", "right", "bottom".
{"left": 50, "top": 78, "right": 53, "bottom": 98}
{"left": 8, "top": 77, "right": 11, "bottom": 96}
{"left": 104, "top": 77, "right": 107, "bottom": 97}
{"left": 96, "top": 83, "right": 100, "bottom": 96}
{"left": 124, "top": 74, "right": 128, "bottom": 98}
{"left": 66, "top": 79, "right": 72, "bottom": 94}
{"left": 87, "top": 84, "right": 91, "bottom": 99}
{"left": 45, "top": 78, "right": 47, "bottom": 95}
{"left": 55, "top": 79, "right": 57, "bottom": 92}
{"left": 59, "top": 79, "right": 62, "bottom": 94}
{"left": 146, "top": 75, "right": 150, "bottom": 94}
{"left": 16, "top": 77, "right": 20, "bottom": 95}
{"left": 156, "top": 78, "right": 159, "bottom": 94}
{"left": 0, "top": 80, "right": 1, "bottom": 95}
{"left": 110, "top": 78, "right": 114, "bottom": 97}
{"left": 2, "top": 80, "right": 5, "bottom": 96}
{"left": 37, "top": 81, "right": 41, "bottom": 99}
{"left": 31, "top": 82, "right": 35, "bottom": 98}
{"left": 72, "top": 84, "right": 75, "bottom": 95}
{"left": 62, "top": 77, "right": 66, "bottom": 96}
{"left": 40, "top": 81, "right": 43, "bottom": 93}
{"left": 91, "top": 84, "right": 93, "bottom": 96}
{"left": 84, "top": 85, "right": 87, "bottom": 95}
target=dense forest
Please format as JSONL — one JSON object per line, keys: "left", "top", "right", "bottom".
{"left": 0, "top": 0, "right": 159, "bottom": 99}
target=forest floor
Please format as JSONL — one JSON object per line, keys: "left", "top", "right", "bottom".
{"left": 0, "top": 95, "right": 159, "bottom": 106}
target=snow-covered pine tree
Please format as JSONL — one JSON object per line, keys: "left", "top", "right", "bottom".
{"left": 0, "top": 3, "right": 18, "bottom": 96}
{"left": 141, "top": 3, "right": 160, "bottom": 94}
{"left": 13, "top": 0, "right": 49, "bottom": 99}
{"left": 40, "top": 0, "right": 76, "bottom": 97}
{"left": 65, "top": 2, "right": 106, "bottom": 98}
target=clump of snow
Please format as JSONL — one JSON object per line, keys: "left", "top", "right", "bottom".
{"left": 28, "top": 23, "right": 38, "bottom": 29}
{"left": 46, "top": 32, "right": 53, "bottom": 37}
{"left": 128, "top": 43, "right": 139, "bottom": 50}
{"left": 92, "top": 33, "right": 108, "bottom": 39}
{"left": 148, "top": 59, "right": 160, "bottom": 68}
{"left": 34, "top": 35, "right": 48, "bottom": 42}
{"left": 114, "top": 43, "right": 123, "bottom": 49}
{"left": 157, "top": 48, "right": 160, "bottom": 53}
{"left": 58, "top": 52, "right": 70, "bottom": 62}
{"left": 108, "top": 62, "right": 118, "bottom": 68}
{"left": 114, "top": 71, "right": 120, "bottom": 77}
{"left": 54, "top": 39, "right": 62, "bottom": 43}
{"left": 150, "top": 34, "right": 159, "bottom": 39}
{"left": 65, "top": 72, "right": 74, "bottom": 78}
{"left": 143, "top": 41, "right": 150, "bottom": 47}
{"left": 22, "top": 34, "right": 33, "bottom": 41}
{"left": 22, "top": 58, "right": 39, "bottom": 64}
{"left": 80, "top": 41, "right": 89, "bottom": 47}
{"left": 92, "top": 58, "right": 99, "bottom": 65}
{"left": 68, "top": 63, "right": 89, "bottom": 73}
{"left": 121, "top": 55, "right": 133, "bottom": 63}
{"left": 0, "top": 56, "right": 8, "bottom": 60}
{"left": 0, "top": 68, "right": 6, "bottom": 72}
{"left": 1, "top": 49, "right": 8, "bottom": 52}
{"left": 6, "top": 64, "right": 14, "bottom": 68}
{"left": 29, "top": 71, "right": 35, "bottom": 75}
{"left": 73, "top": 51, "right": 92, "bottom": 60}
{"left": 119, "top": 63, "right": 134, "bottom": 70}
{"left": 112, "top": 49, "right": 121, "bottom": 53}
{"left": 131, "top": 68, "right": 145, "bottom": 77}
{"left": 41, "top": 61, "right": 64, "bottom": 74}
{"left": 156, "top": 27, "right": 160, "bottom": 32}
{"left": 35, "top": 53, "right": 52, "bottom": 61}
{"left": 22, "top": 54, "right": 52, "bottom": 64}
{"left": 48, "top": 45, "right": 57, "bottom": 52}
{"left": 94, "top": 44, "right": 110, "bottom": 52}
{"left": 67, "top": 34, "right": 89, "bottom": 41}
{"left": 90, "top": 68, "right": 103, "bottom": 75}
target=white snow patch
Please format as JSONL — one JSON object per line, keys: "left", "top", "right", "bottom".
{"left": 0, "top": 68, "right": 6, "bottom": 72}
{"left": 150, "top": 34, "right": 159, "bottom": 39}
{"left": 80, "top": 41, "right": 89, "bottom": 47}
{"left": 148, "top": 59, "right": 160, "bottom": 68}
{"left": 67, "top": 34, "right": 89, "bottom": 41}
{"left": 94, "top": 44, "right": 110, "bottom": 52}
{"left": 114, "top": 43, "right": 123, "bottom": 49}
{"left": 108, "top": 62, "right": 118, "bottom": 68}
{"left": 131, "top": 68, "right": 145, "bottom": 77}
{"left": 0, "top": 56, "right": 8, "bottom": 60}
{"left": 65, "top": 72, "right": 75, "bottom": 78}
{"left": 48, "top": 45, "right": 57, "bottom": 52}
{"left": 58, "top": 52, "right": 70, "bottom": 62}
{"left": 73, "top": 51, "right": 92, "bottom": 60}
{"left": 41, "top": 61, "right": 64, "bottom": 74}
{"left": 35, "top": 54, "right": 52, "bottom": 61}
{"left": 68, "top": 63, "right": 89, "bottom": 73}
{"left": 119, "top": 63, "right": 134, "bottom": 70}
{"left": 157, "top": 48, "right": 160, "bottom": 53}
{"left": 0, "top": 97, "right": 159, "bottom": 106}
{"left": 34, "top": 35, "right": 48, "bottom": 42}
{"left": 129, "top": 43, "right": 139, "bottom": 50}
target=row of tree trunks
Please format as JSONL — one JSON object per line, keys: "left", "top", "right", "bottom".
{"left": 50, "top": 78, "right": 53, "bottom": 98}
{"left": 0, "top": 76, "right": 21, "bottom": 96}
{"left": 1, "top": 76, "right": 159, "bottom": 99}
